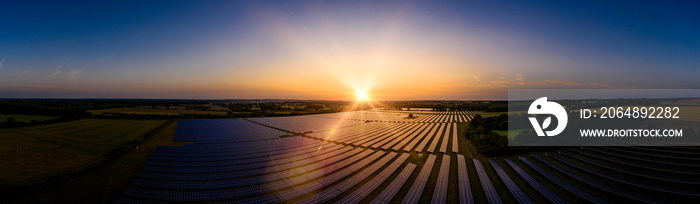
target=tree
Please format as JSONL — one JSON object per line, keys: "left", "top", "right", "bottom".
{"left": 6, "top": 117, "right": 16, "bottom": 124}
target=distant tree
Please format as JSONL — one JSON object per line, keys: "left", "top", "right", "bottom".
{"left": 305, "top": 104, "right": 324, "bottom": 111}
{"left": 6, "top": 117, "right": 16, "bottom": 124}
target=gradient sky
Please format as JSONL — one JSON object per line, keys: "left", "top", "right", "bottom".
{"left": 1, "top": 1, "right": 699, "bottom": 100}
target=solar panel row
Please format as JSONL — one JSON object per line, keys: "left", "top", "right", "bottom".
{"left": 473, "top": 159, "right": 502, "bottom": 204}
{"left": 334, "top": 153, "right": 410, "bottom": 204}
{"left": 144, "top": 143, "right": 345, "bottom": 168}
{"left": 131, "top": 148, "right": 361, "bottom": 190}
{"left": 369, "top": 110, "right": 477, "bottom": 123}
{"left": 379, "top": 123, "right": 426, "bottom": 150}
{"left": 414, "top": 123, "right": 440, "bottom": 152}
{"left": 426, "top": 123, "right": 446, "bottom": 153}
{"left": 560, "top": 151, "right": 700, "bottom": 185}
{"left": 536, "top": 154, "right": 659, "bottom": 202}
{"left": 352, "top": 124, "right": 413, "bottom": 146}
{"left": 504, "top": 159, "right": 566, "bottom": 204}
{"left": 312, "top": 110, "right": 477, "bottom": 123}
{"left": 431, "top": 155, "right": 450, "bottom": 204}
{"left": 438, "top": 124, "right": 452, "bottom": 153}
{"left": 402, "top": 154, "right": 437, "bottom": 204}
{"left": 404, "top": 123, "right": 436, "bottom": 152}
{"left": 488, "top": 160, "right": 533, "bottom": 204}
{"left": 312, "top": 123, "right": 386, "bottom": 143}
{"left": 150, "top": 137, "right": 318, "bottom": 158}
{"left": 391, "top": 123, "right": 430, "bottom": 151}
{"left": 235, "top": 151, "right": 390, "bottom": 203}
{"left": 543, "top": 154, "right": 695, "bottom": 199}
{"left": 371, "top": 163, "right": 417, "bottom": 204}
{"left": 456, "top": 155, "right": 474, "bottom": 204}
{"left": 519, "top": 157, "right": 606, "bottom": 204}
{"left": 584, "top": 147, "right": 700, "bottom": 168}
{"left": 451, "top": 123, "right": 459, "bottom": 153}
{"left": 570, "top": 148, "right": 700, "bottom": 176}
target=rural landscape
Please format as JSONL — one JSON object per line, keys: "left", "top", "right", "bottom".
{"left": 2, "top": 1, "right": 700, "bottom": 204}
{"left": 3, "top": 99, "right": 700, "bottom": 203}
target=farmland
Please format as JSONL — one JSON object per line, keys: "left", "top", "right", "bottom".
{"left": 0, "top": 114, "right": 58, "bottom": 123}
{"left": 0, "top": 119, "right": 168, "bottom": 190}
{"left": 88, "top": 107, "right": 229, "bottom": 116}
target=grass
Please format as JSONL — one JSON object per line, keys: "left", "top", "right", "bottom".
{"left": 0, "top": 114, "right": 58, "bottom": 123}
{"left": 6, "top": 120, "right": 181, "bottom": 203}
{"left": 0, "top": 119, "right": 168, "bottom": 188}
{"left": 493, "top": 129, "right": 525, "bottom": 141}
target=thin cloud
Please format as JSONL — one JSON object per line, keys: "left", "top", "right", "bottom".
{"left": 514, "top": 74, "right": 524, "bottom": 85}
{"left": 447, "top": 73, "right": 623, "bottom": 90}
{"left": 68, "top": 58, "right": 104, "bottom": 80}
{"left": 49, "top": 63, "right": 63, "bottom": 78}
{"left": 16, "top": 69, "right": 31, "bottom": 80}
{"left": 490, "top": 73, "right": 525, "bottom": 86}
{"left": 589, "top": 82, "right": 616, "bottom": 88}
{"left": 0, "top": 56, "right": 6, "bottom": 71}
{"left": 472, "top": 75, "right": 481, "bottom": 82}
{"left": 543, "top": 80, "right": 584, "bottom": 87}
{"left": 68, "top": 69, "right": 82, "bottom": 80}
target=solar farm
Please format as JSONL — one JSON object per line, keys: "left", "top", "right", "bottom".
{"left": 115, "top": 110, "right": 700, "bottom": 203}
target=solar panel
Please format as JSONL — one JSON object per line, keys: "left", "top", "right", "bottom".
{"left": 426, "top": 123, "right": 445, "bottom": 153}
{"left": 431, "top": 155, "right": 450, "bottom": 204}
{"left": 504, "top": 159, "right": 566, "bottom": 204}
{"left": 456, "top": 155, "right": 474, "bottom": 204}
{"left": 473, "top": 159, "right": 503, "bottom": 204}
{"left": 371, "top": 163, "right": 417, "bottom": 204}
{"left": 402, "top": 154, "right": 437, "bottom": 204}
{"left": 415, "top": 123, "right": 440, "bottom": 152}
{"left": 337, "top": 154, "right": 410, "bottom": 203}
{"left": 451, "top": 123, "right": 459, "bottom": 153}
{"left": 439, "top": 124, "right": 451, "bottom": 153}
{"left": 489, "top": 160, "right": 533, "bottom": 204}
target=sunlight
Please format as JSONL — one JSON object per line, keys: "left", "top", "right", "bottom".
{"left": 357, "top": 91, "right": 367, "bottom": 101}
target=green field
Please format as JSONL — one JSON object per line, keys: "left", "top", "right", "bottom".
{"left": 493, "top": 129, "right": 525, "bottom": 141}
{"left": 0, "top": 114, "right": 58, "bottom": 123}
{"left": 0, "top": 119, "right": 168, "bottom": 188}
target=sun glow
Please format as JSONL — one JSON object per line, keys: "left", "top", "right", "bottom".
{"left": 356, "top": 91, "right": 368, "bottom": 100}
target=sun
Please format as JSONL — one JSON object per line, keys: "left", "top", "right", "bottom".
{"left": 356, "top": 91, "right": 367, "bottom": 100}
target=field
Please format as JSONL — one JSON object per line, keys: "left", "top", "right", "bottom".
{"left": 0, "top": 114, "right": 58, "bottom": 123}
{"left": 0, "top": 119, "right": 168, "bottom": 189}
{"left": 493, "top": 129, "right": 525, "bottom": 141}
{"left": 88, "top": 108, "right": 228, "bottom": 116}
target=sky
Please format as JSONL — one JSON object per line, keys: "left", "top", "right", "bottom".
{"left": 1, "top": 0, "right": 699, "bottom": 100}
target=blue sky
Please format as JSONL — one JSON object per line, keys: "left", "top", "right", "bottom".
{"left": 1, "top": 1, "right": 698, "bottom": 99}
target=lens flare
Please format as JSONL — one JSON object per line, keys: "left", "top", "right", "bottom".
{"left": 357, "top": 91, "right": 367, "bottom": 100}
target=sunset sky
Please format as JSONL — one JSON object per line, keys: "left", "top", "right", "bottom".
{"left": 1, "top": 1, "right": 699, "bottom": 100}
